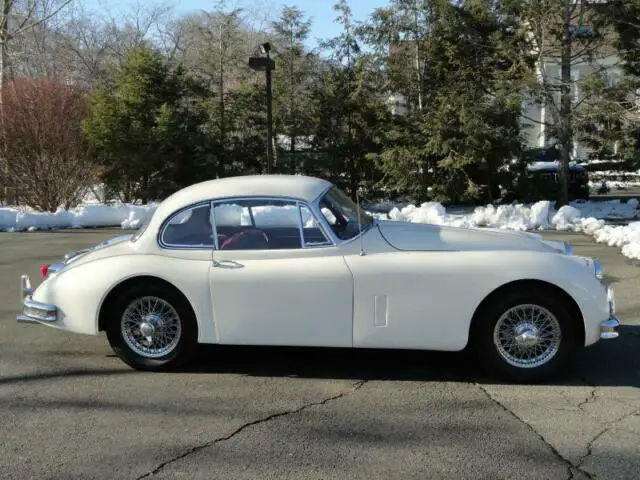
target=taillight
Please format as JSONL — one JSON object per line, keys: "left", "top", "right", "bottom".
{"left": 40, "top": 264, "right": 49, "bottom": 280}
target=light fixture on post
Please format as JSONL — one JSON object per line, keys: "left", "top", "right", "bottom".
{"left": 249, "top": 42, "right": 275, "bottom": 174}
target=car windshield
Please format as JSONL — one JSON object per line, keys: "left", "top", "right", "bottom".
{"left": 319, "top": 187, "right": 374, "bottom": 241}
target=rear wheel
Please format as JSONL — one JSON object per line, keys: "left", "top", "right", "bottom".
{"left": 105, "top": 283, "right": 197, "bottom": 371}
{"left": 472, "top": 289, "right": 579, "bottom": 382}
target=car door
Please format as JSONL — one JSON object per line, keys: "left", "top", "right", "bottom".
{"left": 209, "top": 197, "right": 354, "bottom": 348}
{"left": 157, "top": 202, "right": 220, "bottom": 343}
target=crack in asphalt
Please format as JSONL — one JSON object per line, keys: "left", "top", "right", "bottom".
{"left": 576, "top": 387, "right": 597, "bottom": 413}
{"left": 135, "top": 380, "right": 367, "bottom": 479}
{"left": 576, "top": 407, "right": 640, "bottom": 469}
{"left": 476, "top": 383, "right": 595, "bottom": 480}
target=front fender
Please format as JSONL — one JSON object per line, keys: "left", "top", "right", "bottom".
{"left": 470, "top": 253, "right": 608, "bottom": 347}
{"left": 33, "top": 254, "right": 216, "bottom": 342}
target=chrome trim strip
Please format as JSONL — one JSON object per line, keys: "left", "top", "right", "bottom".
{"left": 297, "top": 202, "right": 332, "bottom": 248}
{"left": 600, "top": 317, "right": 620, "bottom": 340}
{"left": 17, "top": 315, "right": 40, "bottom": 324}
{"left": 593, "top": 258, "right": 604, "bottom": 280}
{"left": 296, "top": 201, "right": 306, "bottom": 248}
{"left": 307, "top": 203, "right": 336, "bottom": 247}
{"left": 210, "top": 200, "right": 220, "bottom": 250}
{"left": 312, "top": 194, "right": 342, "bottom": 245}
{"left": 64, "top": 248, "right": 91, "bottom": 263}
{"left": 562, "top": 241, "right": 573, "bottom": 255}
{"left": 46, "top": 262, "right": 65, "bottom": 278}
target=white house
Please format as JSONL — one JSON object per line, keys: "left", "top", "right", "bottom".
{"left": 520, "top": 51, "right": 623, "bottom": 161}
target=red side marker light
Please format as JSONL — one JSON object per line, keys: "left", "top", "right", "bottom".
{"left": 40, "top": 264, "right": 49, "bottom": 280}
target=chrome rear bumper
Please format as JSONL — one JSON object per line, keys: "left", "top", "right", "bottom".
{"left": 16, "top": 274, "right": 58, "bottom": 325}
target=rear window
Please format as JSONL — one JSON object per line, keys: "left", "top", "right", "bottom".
{"left": 160, "top": 204, "right": 213, "bottom": 247}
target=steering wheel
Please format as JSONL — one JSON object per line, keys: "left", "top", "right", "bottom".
{"left": 220, "top": 228, "right": 270, "bottom": 250}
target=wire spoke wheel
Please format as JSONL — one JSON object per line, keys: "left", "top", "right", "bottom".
{"left": 493, "top": 304, "right": 562, "bottom": 369}
{"left": 120, "top": 296, "right": 182, "bottom": 359}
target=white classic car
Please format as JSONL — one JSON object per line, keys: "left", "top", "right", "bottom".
{"left": 17, "top": 175, "right": 619, "bottom": 382}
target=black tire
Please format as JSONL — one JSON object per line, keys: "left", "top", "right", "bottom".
{"left": 105, "top": 283, "right": 198, "bottom": 371}
{"left": 471, "top": 288, "right": 580, "bottom": 383}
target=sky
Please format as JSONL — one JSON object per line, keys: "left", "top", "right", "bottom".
{"left": 82, "top": 0, "right": 391, "bottom": 48}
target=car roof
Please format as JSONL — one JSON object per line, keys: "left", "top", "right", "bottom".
{"left": 154, "top": 174, "right": 333, "bottom": 219}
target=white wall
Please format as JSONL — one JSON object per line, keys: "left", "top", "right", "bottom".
{"left": 520, "top": 54, "right": 624, "bottom": 160}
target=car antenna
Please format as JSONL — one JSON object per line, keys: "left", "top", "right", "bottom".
{"left": 356, "top": 187, "right": 365, "bottom": 256}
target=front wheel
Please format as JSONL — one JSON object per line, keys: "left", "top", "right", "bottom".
{"left": 472, "top": 289, "right": 579, "bottom": 383}
{"left": 105, "top": 284, "right": 198, "bottom": 371}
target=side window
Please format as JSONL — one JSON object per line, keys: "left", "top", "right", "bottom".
{"left": 213, "top": 199, "right": 302, "bottom": 250}
{"left": 161, "top": 204, "right": 213, "bottom": 247}
{"left": 300, "top": 205, "right": 331, "bottom": 247}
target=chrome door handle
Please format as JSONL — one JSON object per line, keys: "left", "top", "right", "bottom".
{"left": 212, "top": 259, "right": 244, "bottom": 269}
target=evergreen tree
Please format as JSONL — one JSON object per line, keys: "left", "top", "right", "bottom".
{"left": 365, "top": 0, "right": 530, "bottom": 204}
{"left": 83, "top": 47, "right": 213, "bottom": 203}
{"left": 312, "top": 0, "right": 389, "bottom": 198}
{"left": 270, "top": 6, "right": 315, "bottom": 172}
{"left": 224, "top": 80, "right": 271, "bottom": 175}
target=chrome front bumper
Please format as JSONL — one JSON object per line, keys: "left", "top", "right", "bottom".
{"left": 16, "top": 274, "right": 58, "bottom": 325}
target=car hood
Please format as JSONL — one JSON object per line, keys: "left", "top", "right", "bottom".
{"left": 376, "top": 220, "right": 565, "bottom": 253}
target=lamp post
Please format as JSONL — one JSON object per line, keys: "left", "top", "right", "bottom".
{"left": 249, "top": 42, "right": 275, "bottom": 174}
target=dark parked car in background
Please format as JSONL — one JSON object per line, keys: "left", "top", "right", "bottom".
{"left": 500, "top": 147, "right": 590, "bottom": 203}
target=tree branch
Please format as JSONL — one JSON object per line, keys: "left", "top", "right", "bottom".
{"left": 520, "top": 112, "right": 551, "bottom": 126}
{"left": 14, "top": 0, "right": 73, "bottom": 37}
{"left": 14, "top": 0, "right": 41, "bottom": 35}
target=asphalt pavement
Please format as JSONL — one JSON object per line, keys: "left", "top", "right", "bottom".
{"left": 0, "top": 229, "right": 638, "bottom": 479}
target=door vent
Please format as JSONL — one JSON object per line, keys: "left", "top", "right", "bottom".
{"left": 374, "top": 295, "right": 389, "bottom": 327}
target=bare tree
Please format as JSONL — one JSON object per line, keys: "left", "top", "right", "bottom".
{"left": 0, "top": 0, "right": 73, "bottom": 203}
{"left": 101, "top": 0, "right": 173, "bottom": 65}
{"left": 0, "top": 0, "right": 73, "bottom": 84}
{"left": 0, "top": 77, "right": 101, "bottom": 211}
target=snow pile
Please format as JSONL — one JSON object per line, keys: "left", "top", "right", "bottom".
{"left": 551, "top": 205, "right": 582, "bottom": 230}
{"left": 590, "top": 222, "right": 640, "bottom": 260}
{"left": 386, "top": 199, "right": 633, "bottom": 231}
{"left": 0, "top": 203, "right": 157, "bottom": 232}
{"left": 385, "top": 198, "right": 640, "bottom": 260}
{"left": 388, "top": 202, "right": 451, "bottom": 225}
